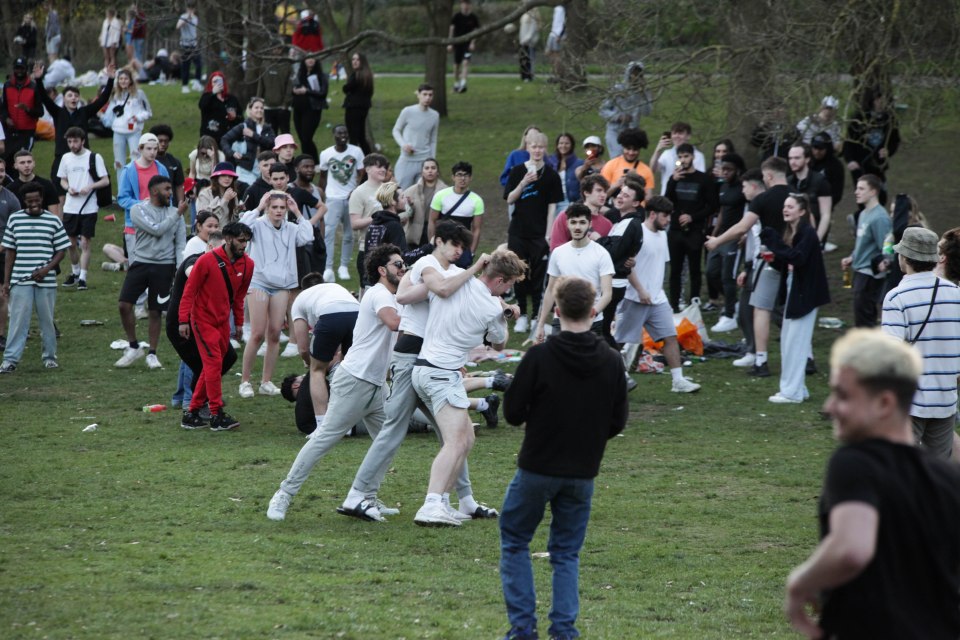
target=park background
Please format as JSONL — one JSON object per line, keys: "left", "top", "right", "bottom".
{"left": 2, "top": 1, "right": 960, "bottom": 638}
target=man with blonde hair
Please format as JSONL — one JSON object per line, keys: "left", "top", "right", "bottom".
{"left": 786, "top": 329, "right": 960, "bottom": 639}
{"left": 412, "top": 249, "right": 526, "bottom": 527}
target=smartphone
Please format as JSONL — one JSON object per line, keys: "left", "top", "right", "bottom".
{"left": 662, "top": 131, "right": 671, "bottom": 138}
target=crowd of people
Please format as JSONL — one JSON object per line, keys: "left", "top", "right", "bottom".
{"left": 3, "top": 4, "right": 960, "bottom": 640}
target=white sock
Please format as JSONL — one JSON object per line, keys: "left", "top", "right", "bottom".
{"left": 425, "top": 492, "right": 442, "bottom": 504}
{"left": 315, "top": 414, "right": 325, "bottom": 430}
{"left": 459, "top": 495, "right": 479, "bottom": 513}
{"left": 71, "top": 264, "right": 80, "bottom": 275}
{"left": 475, "top": 397, "right": 489, "bottom": 412}
{"left": 344, "top": 488, "right": 365, "bottom": 508}
{"left": 484, "top": 377, "right": 495, "bottom": 388}
{"left": 756, "top": 352, "right": 768, "bottom": 366}
{"left": 670, "top": 367, "right": 684, "bottom": 382}
{"left": 441, "top": 492, "right": 451, "bottom": 507}
{"left": 79, "top": 269, "right": 88, "bottom": 281}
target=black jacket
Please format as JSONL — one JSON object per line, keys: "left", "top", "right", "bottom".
{"left": 760, "top": 222, "right": 831, "bottom": 319}
{"left": 221, "top": 119, "right": 276, "bottom": 172}
{"left": 36, "top": 76, "right": 114, "bottom": 159}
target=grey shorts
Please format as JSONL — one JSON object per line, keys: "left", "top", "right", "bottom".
{"left": 749, "top": 264, "right": 780, "bottom": 311}
{"left": 614, "top": 299, "right": 676, "bottom": 344}
{"left": 412, "top": 365, "right": 470, "bottom": 416}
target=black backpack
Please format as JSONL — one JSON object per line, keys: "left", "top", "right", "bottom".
{"left": 88, "top": 152, "right": 113, "bottom": 208}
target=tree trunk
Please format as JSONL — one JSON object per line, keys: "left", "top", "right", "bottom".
{"left": 558, "top": 0, "right": 589, "bottom": 91}
{"left": 423, "top": 0, "right": 453, "bottom": 117}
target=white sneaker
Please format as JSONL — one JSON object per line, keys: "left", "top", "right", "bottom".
{"left": 134, "top": 305, "right": 148, "bottom": 320}
{"left": 259, "top": 380, "right": 281, "bottom": 396}
{"left": 114, "top": 345, "right": 145, "bottom": 368}
{"left": 769, "top": 393, "right": 803, "bottom": 404}
{"left": 190, "top": 79, "right": 204, "bottom": 92}
{"left": 110, "top": 338, "right": 128, "bottom": 350}
{"left": 242, "top": 325, "right": 251, "bottom": 342}
{"left": 279, "top": 332, "right": 289, "bottom": 344}
{"left": 414, "top": 501, "right": 462, "bottom": 527}
{"left": 823, "top": 241, "right": 838, "bottom": 253}
{"left": 514, "top": 315, "right": 529, "bottom": 333}
{"left": 444, "top": 502, "right": 472, "bottom": 521}
{"left": 257, "top": 342, "right": 267, "bottom": 357}
{"left": 323, "top": 268, "right": 336, "bottom": 283}
{"left": 239, "top": 381, "right": 255, "bottom": 398}
{"left": 181, "top": 85, "right": 190, "bottom": 94}
{"left": 711, "top": 316, "right": 738, "bottom": 333}
{"left": 280, "top": 342, "right": 299, "bottom": 358}
{"left": 267, "top": 489, "right": 292, "bottom": 521}
{"left": 671, "top": 377, "right": 701, "bottom": 393}
{"left": 230, "top": 339, "right": 241, "bottom": 349}
{"left": 145, "top": 353, "right": 162, "bottom": 369}
{"left": 101, "top": 261, "right": 123, "bottom": 272}
{"left": 373, "top": 498, "right": 400, "bottom": 516}
{"left": 732, "top": 353, "right": 756, "bottom": 367}
{"left": 338, "top": 266, "right": 351, "bottom": 281}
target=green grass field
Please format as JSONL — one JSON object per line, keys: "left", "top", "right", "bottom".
{"left": 1, "top": 76, "right": 958, "bottom": 639}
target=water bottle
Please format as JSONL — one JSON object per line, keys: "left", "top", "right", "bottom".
{"left": 142, "top": 404, "right": 167, "bottom": 413}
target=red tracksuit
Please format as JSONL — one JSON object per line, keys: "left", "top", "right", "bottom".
{"left": 178, "top": 246, "right": 253, "bottom": 414}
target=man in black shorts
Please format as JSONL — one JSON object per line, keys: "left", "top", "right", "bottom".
{"left": 115, "top": 176, "right": 187, "bottom": 369}
{"left": 448, "top": 0, "right": 479, "bottom": 93}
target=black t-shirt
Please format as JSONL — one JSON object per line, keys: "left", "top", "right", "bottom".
{"left": 810, "top": 155, "right": 845, "bottom": 206}
{"left": 817, "top": 439, "right": 960, "bottom": 638}
{"left": 157, "top": 153, "right": 185, "bottom": 189}
{"left": 10, "top": 175, "right": 59, "bottom": 211}
{"left": 166, "top": 253, "right": 202, "bottom": 333}
{"left": 716, "top": 180, "right": 746, "bottom": 235}
{"left": 295, "top": 372, "right": 316, "bottom": 434}
{"left": 748, "top": 184, "right": 790, "bottom": 236}
{"left": 451, "top": 12, "right": 480, "bottom": 38}
{"left": 665, "top": 170, "right": 717, "bottom": 232}
{"left": 788, "top": 170, "right": 831, "bottom": 225}
{"left": 505, "top": 164, "right": 564, "bottom": 238}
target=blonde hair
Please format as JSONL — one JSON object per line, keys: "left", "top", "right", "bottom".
{"left": 112, "top": 67, "right": 139, "bottom": 98}
{"left": 518, "top": 125, "right": 541, "bottom": 150}
{"left": 830, "top": 329, "right": 922, "bottom": 412}
{"left": 375, "top": 181, "right": 400, "bottom": 210}
{"left": 485, "top": 249, "right": 527, "bottom": 282}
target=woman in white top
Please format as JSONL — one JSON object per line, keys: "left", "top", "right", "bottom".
{"left": 105, "top": 67, "right": 152, "bottom": 172}
{"left": 238, "top": 191, "right": 314, "bottom": 397}
{"left": 196, "top": 162, "right": 240, "bottom": 227}
{"left": 183, "top": 210, "right": 220, "bottom": 259}
{"left": 99, "top": 8, "right": 123, "bottom": 68}
{"left": 188, "top": 136, "right": 225, "bottom": 182}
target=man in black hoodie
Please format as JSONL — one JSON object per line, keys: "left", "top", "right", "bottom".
{"left": 362, "top": 181, "right": 430, "bottom": 286}
{"left": 501, "top": 275, "right": 628, "bottom": 640}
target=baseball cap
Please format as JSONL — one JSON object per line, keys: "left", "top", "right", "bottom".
{"left": 273, "top": 133, "right": 298, "bottom": 150}
{"left": 583, "top": 136, "right": 602, "bottom": 147}
{"left": 13, "top": 57, "right": 27, "bottom": 68}
{"left": 821, "top": 95, "right": 839, "bottom": 109}
{"left": 138, "top": 133, "right": 159, "bottom": 146}
{"left": 811, "top": 132, "right": 833, "bottom": 149}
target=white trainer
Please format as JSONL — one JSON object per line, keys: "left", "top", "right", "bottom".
{"left": 145, "top": 353, "right": 162, "bottom": 369}
{"left": 279, "top": 332, "right": 289, "bottom": 343}
{"left": 732, "top": 353, "right": 756, "bottom": 367}
{"left": 239, "top": 381, "right": 255, "bottom": 398}
{"left": 323, "top": 268, "right": 336, "bottom": 283}
{"left": 259, "top": 380, "right": 281, "bottom": 396}
{"left": 338, "top": 266, "right": 351, "bottom": 281}
{"left": 373, "top": 498, "right": 400, "bottom": 516}
{"left": 769, "top": 393, "right": 803, "bottom": 404}
{"left": 414, "top": 501, "right": 462, "bottom": 527}
{"left": 444, "top": 502, "right": 472, "bottom": 521}
{"left": 114, "top": 345, "right": 145, "bottom": 368}
{"left": 256, "top": 342, "right": 267, "bottom": 357}
{"left": 280, "top": 342, "right": 299, "bottom": 358}
{"left": 671, "top": 377, "right": 701, "bottom": 393}
{"left": 267, "top": 489, "right": 292, "bottom": 521}
{"left": 110, "top": 338, "right": 128, "bottom": 350}
{"left": 134, "top": 305, "right": 148, "bottom": 320}
{"left": 711, "top": 316, "right": 738, "bottom": 333}
{"left": 514, "top": 315, "right": 529, "bottom": 333}
{"left": 101, "top": 261, "right": 123, "bottom": 272}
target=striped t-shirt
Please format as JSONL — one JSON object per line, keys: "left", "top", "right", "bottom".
{"left": 1, "top": 210, "right": 70, "bottom": 288}
{"left": 882, "top": 271, "right": 960, "bottom": 418}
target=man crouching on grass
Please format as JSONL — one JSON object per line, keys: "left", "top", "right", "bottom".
{"left": 500, "top": 276, "right": 628, "bottom": 640}
{"left": 785, "top": 329, "right": 960, "bottom": 639}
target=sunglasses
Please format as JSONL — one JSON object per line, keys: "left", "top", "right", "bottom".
{"left": 390, "top": 260, "right": 406, "bottom": 270}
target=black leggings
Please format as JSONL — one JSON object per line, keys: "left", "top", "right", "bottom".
{"left": 668, "top": 229, "right": 704, "bottom": 310}
{"left": 293, "top": 107, "right": 322, "bottom": 161}
{"left": 345, "top": 107, "right": 370, "bottom": 155}
{"left": 507, "top": 235, "right": 548, "bottom": 318}
{"left": 601, "top": 286, "right": 627, "bottom": 349}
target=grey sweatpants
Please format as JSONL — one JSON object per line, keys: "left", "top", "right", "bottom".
{"left": 323, "top": 197, "right": 353, "bottom": 270}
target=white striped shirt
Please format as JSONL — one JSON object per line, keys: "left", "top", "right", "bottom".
{"left": 882, "top": 271, "right": 960, "bottom": 418}
{"left": 1, "top": 210, "right": 70, "bottom": 288}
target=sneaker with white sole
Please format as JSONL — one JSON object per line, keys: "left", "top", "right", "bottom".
{"left": 43, "top": 359, "right": 59, "bottom": 369}
{"left": 256, "top": 342, "right": 267, "bottom": 356}
{"left": 769, "top": 393, "right": 803, "bottom": 404}
{"left": 267, "top": 489, "right": 293, "bottom": 521}
{"left": 259, "top": 380, "right": 281, "bottom": 395}
{"left": 671, "top": 377, "right": 701, "bottom": 393}
{"left": 115, "top": 345, "right": 146, "bottom": 367}
{"left": 323, "top": 268, "right": 336, "bottom": 283}
{"left": 101, "top": 261, "right": 123, "bottom": 272}
{"left": 62, "top": 274, "right": 78, "bottom": 287}
{"left": 210, "top": 411, "right": 241, "bottom": 431}
{"left": 514, "top": 315, "right": 529, "bottom": 333}
{"left": 414, "top": 501, "right": 462, "bottom": 527}
{"left": 373, "top": 498, "right": 400, "bottom": 516}
{"left": 145, "top": 353, "right": 162, "bottom": 369}
{"left": 181, "top": 85, "right": 190, "bottom": 94}
{"left": 444, "top": 502, "right": 472, "bottom": 521}
{"left": 110, "top": 338, "right": 128, "bottom": 350}
{"left": 0, "top": 362, "right": 16, "bottom": 373}
{"left": 338, "top": 266, "right": 351, "bottom": 280}
{"left": 732, "top": 353, "right": 756, "bottom": 367}
{"left": 134, "top": 305, "right": 148, "bottom": 320}
{"left": 280, "top": 342, "right": 299, "bottom": 358}
{"left": 239, "top": 381, "right": 255, "bottom": 398}
{"left": 711, "top": 316, "right": 738, "bottom": 333}
{"left": 461, "top": 504, "right": 499, "bottom": 519}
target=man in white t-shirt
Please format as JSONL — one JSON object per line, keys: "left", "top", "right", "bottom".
{"left": 339, "top": 221, "right": 513, "bottom": 522}
{"left": 412, "top": 249, "right": 528, "bottom": 527}
{"left": 267, "top": 244, "right": 405, "bottom": 522}
{"left": 535, "top": 204, "right": 613, "bottom": 342}
{"left": 649, "top": 121, "right": 706, "bottom": 196}
{"left": 289, "top": 274, "right": 360, "bottom": 424}
{"left": 318, "top": 125, "right": 364, "bottom": 283}
{"left": 614, "top": 196, "right": 701, "bottom": 393}
{"left": 57, "top": 126, "right": 109, "bottom": 290}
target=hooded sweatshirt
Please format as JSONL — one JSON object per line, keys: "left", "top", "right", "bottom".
{"left": 598, "top": 61, "right": 653, "bottom": 133}
{"left": 504, "top": 330, "right": 628, "bottom": 478}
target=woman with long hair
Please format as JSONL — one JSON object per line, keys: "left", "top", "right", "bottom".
{"left": 711, "top": 138, "right": 736, "bottom": 181}
{"left": 498, "top": 124, "right": 541, "bottom": 188}
{"left": 188, "top": 135, "right": 225, "bottom": 182}
{"left": 100, "top": 8, "right": 123, "bottom": 68}
{"left": 238, "top": 191, "right": 315, "bottom": 398}
{"left": 402, "top": 158, "right": 447, "bottom": 249}
{"left": 221, "top": 96, "right": 276, "bottom": 186}
{"left": 105, "top": 67, "right": 152, "bottom": 173}
{"left": 545, "top": 132, "right": 582, "bottom": 213}
{"left": 198, "top": 71, "right": 242, "bottom": 147}
{"left": 196, "top": 162, "right": 240, "bottom": 227}
{"left": 183, "top": 209, "right": 220, "bottom": 259}
{"left": 292, "top": 57, "right": 329, "bottom": 161}
{"left": 342, "top": 52, "right": 373, "bottom": 154}
{"left": 759, "top": 193, "right": 831, "bottom": 404}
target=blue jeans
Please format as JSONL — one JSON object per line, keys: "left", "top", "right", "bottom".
{"left": 500, "top": 469, "right": 594, "bottom": 639}
{"left": 3, "top": 285, "right": 57, "bottom": 365}
{"left": 172, "top": 360, "right": 194, "bottom": 406}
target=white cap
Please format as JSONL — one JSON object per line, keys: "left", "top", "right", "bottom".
{"left": 138, "top": 133, "right": 159, "bottom": 147}
{"left": 821, "top": 95, "right": 839, "bottom": 109}
{"left": 583, "top": 135, "right": 602, "bottom": 147}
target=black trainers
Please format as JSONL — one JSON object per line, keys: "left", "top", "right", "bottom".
{"left": 76, "top": 279, "right": 88, "bottom": 291}
{"left": 805, "top": 357, "right": 818, "bottom": 375}
{"left": 491, "top": 370, "right": 513, "bottom": 392}
{"left": 210, "top": 411, "right": 240, "bottom": 431}
{"left": 748, "top": 362, "right": 771, "bottom": 377}
{"left": 480, "top": 394, "right": 500, "bottom": 428}
{"left": 62, "top": 274, "right": 78, "bottom": 287}
{"left": 180, "top": 410, "right": 209, "bottom": 430}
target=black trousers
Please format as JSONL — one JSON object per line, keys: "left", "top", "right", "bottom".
{"left": 507, "top": 234, "right": 548, "bottom": 318}
{"left": 166, "top": 326, "right": 238, "bottom": 392}
{"left": 739, "top": 261, "right": 756, "bottom": 353}
{"left": 293, "top": 107, "right": 322, "bottom": 161}
{"left": 601, "top": 285, "right": 627, "bottom": 349}
{"left": 668, "top": 228, "right": 705, "bottom": 310}
{"left": 344, "top": 107, "right": 370, "bottom": 155}
{"left": 265, "top": 108, "right": 291, "bottom": 135}
{"left": 853, "top": 271, "right": 885, "bottom": 328}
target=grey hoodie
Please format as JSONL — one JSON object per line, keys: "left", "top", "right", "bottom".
{"left": 130, "top": 201, "right": 186, "bottom": 267}
{"left": 598, "top": 61, "right": 653, "bottom": 131}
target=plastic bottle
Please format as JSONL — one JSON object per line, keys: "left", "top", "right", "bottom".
{"left": 142, "top": 404, "right": 167, "bottom": 413}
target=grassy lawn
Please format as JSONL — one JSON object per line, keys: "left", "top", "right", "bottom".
{"left": 1, "top": 77, "right": 958, "bottom": 639}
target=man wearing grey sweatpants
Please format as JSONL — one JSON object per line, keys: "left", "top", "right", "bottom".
{"left": 265, "top": 244, "right": 404, "bottom": 522}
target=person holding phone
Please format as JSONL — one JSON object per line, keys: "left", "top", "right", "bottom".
{"left": 650, "top": 121, "right": 706, "bottom": 195}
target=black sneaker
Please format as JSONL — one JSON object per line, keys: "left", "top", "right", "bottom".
{"left": 210, "top": 411, "right": 240, "bottom": 431}
{"left": 805, "top": 358, "right": 818, "bottom": 375}
{"left": 748, "top": 362, "right": 771, "bottom": 377}
{"left": 76, "top": 279, "right": 88, "bottom": 291}
{"left": 180, "top": 410, "right": 209, "bottom": 430}
{"left": 62, "top": 274, "right": 78, "bottom": 287}
{"left": 0, "top": 335, "right": 6, "bottom": 351}
{"left": 491, "top": 370, "right": 513, "bottom": 392}
{"left": 480, "top": 394, "right": 500, "bottom": 428}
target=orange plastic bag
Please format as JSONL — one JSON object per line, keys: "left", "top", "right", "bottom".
{"left": 676, "top": 318, "right": 703, "bottom": 356}
{"left": 35, "top": 120, "right": 55, "bottom": 141}
{"left": 642, "top": 328, "right": 663, "bottom": 352}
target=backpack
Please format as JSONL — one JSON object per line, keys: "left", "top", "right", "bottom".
{"left": 88, "top": 152, "right": 113, "bottom": 208}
